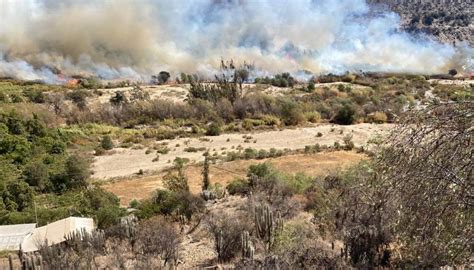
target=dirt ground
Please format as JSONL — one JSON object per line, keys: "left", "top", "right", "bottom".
{"left": 92, "top": 123, "right": 391, "bottom": 180}
{"left": 428, "top": 79, "right": 474, "bottom": 85}
{"left": 102, "top": 151, "right": 366, "bottom": 206}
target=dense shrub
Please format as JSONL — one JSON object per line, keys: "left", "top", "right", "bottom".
{"left": 280, "top": 99, "right": 305, "bottom": 125}
{"left": 138, "top": 189, "right": 204, "bottom": 220}
{"left": 226, "top": 178, "right": 250, "bottom": 195}
{"left": 333, "top": 104, "right": 356, "bottom": 125}
{"left": 23, "top": 88, "right": 46, "bottom": 103}
{"left": 206, "top": 122, "right": 221, "bottom": 136}
{"left": 100, "top": 135, "right": 114, "bottom": 150}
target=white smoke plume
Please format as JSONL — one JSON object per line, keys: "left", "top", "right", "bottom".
{"left": 0, "top": 0, "right": 472, "bottom": 83}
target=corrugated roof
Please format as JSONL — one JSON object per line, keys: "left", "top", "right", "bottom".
{"left": 0, "top": 223, "right": 36, "bottom": 251}
{"left": 21, "top": 217, "right": 94, "bottom": 252}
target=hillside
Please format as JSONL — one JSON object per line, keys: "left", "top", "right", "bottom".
{"left": 369, "top": 0, "right": 473, "bottom": 45}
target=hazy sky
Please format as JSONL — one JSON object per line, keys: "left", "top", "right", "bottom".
{"left": 0, "top": 0, "right": 471, "bottom": 82}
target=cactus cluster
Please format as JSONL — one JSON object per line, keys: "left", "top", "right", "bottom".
{"left": 64, "top": 228, "right": 106, "bottom": 251}
{"left": 241, "top": 230, "right": 255, "bottom": 260}
{"left": 254, "top": 203, "right": 283, "bottom": 249}
{"left": 121, "top": 217, "right": 138, "bottom": 239}
{"left": 18, "top": 253, "right": 43, "bottom": 270}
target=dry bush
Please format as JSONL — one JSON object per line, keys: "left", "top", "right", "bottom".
{"left": 207, "top": 210, "right": 252, "bottom": 263}
{"left": 379, "top": 101, "right": 473, "bottom": 267}
{"left": 136, "top": 217, "right": 181, "bottom": 267}
{"left": 332, "top": 162, "right": 392, "bottom": 268}
{"left": 334, "top": 102, "right": 473, "bottom": 268}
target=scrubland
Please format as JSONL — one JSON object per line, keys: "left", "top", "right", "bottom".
{"left": 0, "top": 73, "right": 472, "bottom": 268}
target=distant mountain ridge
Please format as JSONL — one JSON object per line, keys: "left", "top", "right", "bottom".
{"left": 369, "top": 0, "right": 473, "bottom": 45}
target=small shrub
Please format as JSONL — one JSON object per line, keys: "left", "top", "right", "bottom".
{"left": 261, "top": 115, "right": 281, "bottom": 126}
{"left": 243, "top": 118, "right": 265, "bottom": 130}
{"left": 304, "top": 111, "right": 321, "bottom": 123}
{"left": 226, "top": 179, "right": 250, "bottom": 195}
{"left": 257, "top": 149, "right": 269, "bottom": 159}
{"left": 148, "top": 190, "right": 204, "bottom": 220}
{"left": 94, "top": 146, "right": 106, "bottom": 156}
{"left": 100, "top": 135, "right": 114, "bottom": 150}
{"left": 206, "top": 122, "right": 221, "bottom": 136}
{"left": 244, "top": 148, "right": 258, "bottom": 159}
{"left": 129, "top": 199, "right": 139, "bottom": 208}
{"left": 343, "top": 134, "right": 355, "bottom": 150}
{"left": 369, "top": 111, "right": 388, "bottom": 124}
{"left": 96, "top": 206, "right": 124, "bottom": 229}
{"left": 155, "top": 145, "right": 170, "bottom": 154}
{"left": 184, "top": 146, "right": 206, "bottom": 153}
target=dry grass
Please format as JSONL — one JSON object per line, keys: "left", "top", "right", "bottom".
{"left": 92, "top": 123, "right": 391, "bottom": 179}
{"left": 102, "top": 151, "right": 365, "bottom": 206}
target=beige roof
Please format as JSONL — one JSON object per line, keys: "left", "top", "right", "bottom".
{"left": 21, "top": 217, "right": 94, "bottom": 252}
{"left": 0, "top": 223, "right": 36, "bottom": 251}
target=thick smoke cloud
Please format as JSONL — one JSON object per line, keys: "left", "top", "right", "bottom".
{"left": 0, "top": 0, "right": 472, "bottom": 83}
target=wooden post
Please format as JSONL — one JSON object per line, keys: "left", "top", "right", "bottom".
{"left": 8, "top": 255, "right": 14, "bottom": 270}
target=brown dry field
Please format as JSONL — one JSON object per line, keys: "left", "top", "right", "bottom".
{"left": 102, "top": 151, "right": 365, "bottom": 206}
{"left": 93, "top": 123, "right": 391, "bottom": 179}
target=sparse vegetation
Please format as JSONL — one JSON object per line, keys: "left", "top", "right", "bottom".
{"left": 0, "top": 74, "right": 471, "bottom": 268}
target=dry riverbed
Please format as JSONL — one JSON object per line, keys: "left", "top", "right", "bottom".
{"left": 93, "top": 123, "right": 392, "bottom": 180}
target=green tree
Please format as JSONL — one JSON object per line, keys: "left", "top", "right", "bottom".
{"left": 64, "top": 155, "right": 90, "bottom": 189}
{"left": 23, "top": 160, "right": 50, "bottom": 191}
{"left": 2, "top": 180, "right": 34, "bottom": 211}
{"left": 334, "top": 104, "right": 356, "bottom": 125}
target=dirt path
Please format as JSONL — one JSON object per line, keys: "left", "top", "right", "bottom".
{"left": 92, "top": 123, "right": 391, "bottom": 180}
{"left": 102, "top": 151, "right": 366, "bottom": 206}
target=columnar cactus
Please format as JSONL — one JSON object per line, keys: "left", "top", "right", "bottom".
{"left": 241, "top": 230, "right": 254, "bottom": 260}
{"left": 216, "top": 230, "right": 224, "bottom": 262}
{"left": 254, "top": 203, "right": 283, "bottom": 249}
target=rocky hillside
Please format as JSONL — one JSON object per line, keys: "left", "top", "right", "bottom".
{"left": 369, "top": 0, "right": 473, "bottom": 46}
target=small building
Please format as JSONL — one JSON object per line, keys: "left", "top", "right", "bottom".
{"left": 0, "top": 223, "right": 36, "bottom": 251}
{"left": 0, "top": 217, "right": 95, "bottom": 253}
{"left": 21, "top": 217, "right": 95, "bottom": 252}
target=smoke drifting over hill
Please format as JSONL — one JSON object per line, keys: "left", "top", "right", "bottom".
{"left": 0, "top": 0, "right": 472, "bottom": 83}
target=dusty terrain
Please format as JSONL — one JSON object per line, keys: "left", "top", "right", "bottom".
{"left": 102, "top": 151, "right": 366, "bottom": 206}
{"left": 93, "top": 123, "right": 391, "bottom": 180}
{"left": 93, "top": 81, "right": 377, "bottom": 105}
